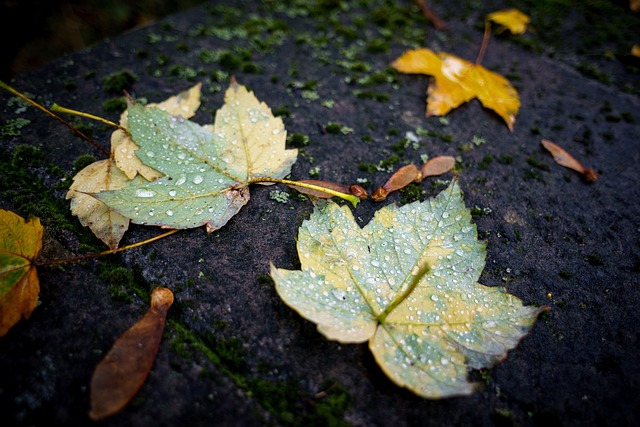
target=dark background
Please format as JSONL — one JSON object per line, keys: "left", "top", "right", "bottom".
{"left": 0, "top": 0, "right": 208, "bottom": 79}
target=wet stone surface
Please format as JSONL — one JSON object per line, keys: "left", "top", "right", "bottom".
{"left": 1, "top": 1, "right": 639, "bottom": 426}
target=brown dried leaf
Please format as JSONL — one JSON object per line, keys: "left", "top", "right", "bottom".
{"left": 541, "top": 139, "right": 597, "bottom": 182}
{"left": 372, "top": 164, "right": 421, "bottom": 202}
{"left": 89, "top": 287, "right": 174, "bottom": 421}
{"left": 420, "top": 155, "right": 456, "bottom": 178}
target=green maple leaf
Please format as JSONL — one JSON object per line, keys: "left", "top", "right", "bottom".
{"left": 94, "top": 82, "right": 298, "bottom": 232}
{"left": 270, "top": 180, "right": 547, "bottom": 398}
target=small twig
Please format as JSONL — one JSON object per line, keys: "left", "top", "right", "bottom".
{"left": 251, "top": 177, "right": 361, "bottom": 207}
{"left": 51, "top": 103, "right": 126, "bottom": 132}
{"left": 0, "top": 80, "right": 111, "bottom": 157}
{"left": 415, "top": 0, "right": 448, "bottom": 30}
{"left": 37, "top": 229, "right": 180, "bottom": 267}
{"left": 475, "top": 20, "right": 492, "bottom": 65}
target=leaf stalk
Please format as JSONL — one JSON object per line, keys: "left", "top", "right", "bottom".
{"left": 252, "top": 177, "right": 360, "bottom": 207}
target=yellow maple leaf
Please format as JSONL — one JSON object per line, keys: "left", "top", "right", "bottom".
{"left": 392, "top": 48, "right": 520, "bottom": 131}
{"left": 486, "top": 9, "right": 531, "bottom": 35}
{"left": 66, "top": 159, "right": 131, "bottom": 249}
{"left": 0, "top": 209, "right": 42, "bottom": 336}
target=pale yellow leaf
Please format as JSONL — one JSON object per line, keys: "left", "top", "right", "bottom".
{"left": 66, "top": 159, "right": 130, "bottom": 249}
{"left": 486, "top": 9, "right": 531, "bottom": 35}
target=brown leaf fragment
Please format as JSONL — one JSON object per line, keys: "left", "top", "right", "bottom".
{"left": 89, "top": 287, "right": 174, "bottom": 421}
{"left": 420, "top": 155, "right": 456, "bottom": 178}
{"left": 372, "top": 164, "right": 422, "bottom": 202}
{"left": 541, "top": 139, "right": 597, "bottom": 182}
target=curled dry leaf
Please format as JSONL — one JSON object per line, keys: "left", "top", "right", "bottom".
{"left": 89, "top": 287, "right": 174, "bottom": 421}
{"left": 0, "top": 210, "right": 42, "bottom": 336}
{"left": 486, "top": 9, "right": 531, "bottom": 35}
{"left": 66, "top": 159, "right": 130, "bottom": 249}
{"left": 541, "top": 139, "right": 597, "bottom": 182}
{"left": 391, "top": 48, "right": 520, "bottom": 131}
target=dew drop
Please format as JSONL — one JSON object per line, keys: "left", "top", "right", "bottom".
{"left": 193, "top": 175, "right": 204, "bottom": 184}
{"left": 176, "top": 174, "right": 187, "bottom": 186}
{"left": 146, "top": 151, "right": 155, "bottom": 158}
{"left": 135, "top": 189, "right": 156, "bottom": 198}
{"left": 166, "top": 210, "right": 174, "bottom": 216}
{"left": 371, "top": 260, "right": 380, "bottom": 267}
{"left": 431, "top": 295, "right": 439, "bottom": 301}
{"left": 169, "top": 190, "right": 177, "bottom": 197}
{"left": 332, "top": 289, "right": 347, "bottom": 301}
{"left": 177, "top": 152, "right": 187, "bottom": 160}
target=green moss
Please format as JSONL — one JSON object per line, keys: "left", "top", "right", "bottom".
{"left": 498, "top": 155, "right": 514, "bottom": 165}
{"left": 585, "top": 253, "right": 604, "bottom": 266}
{"left": 358, "top": 162, "right": 378, "bottom": 174}
{"left": 526, "top": 157, "right": 550, "bottom": 171}
{"left": 102, "top": 70, "right": 137, "bottom": 93}
{"left": 353, "top": 90, "right": 389, "bottom": 102}
{"left": 72, "top": 154, "right": 97, "bottom": 172}
{"left": 1, "top": 117, "right": 31, "bottom": 138}
{"left": 478, "top": 155, "right": 493, "bottom": 170}
{"left": 558, "top": 270, "right": 574, "bottom": 279}
{"left": 168, "top": 321, "right": 352, "bottom": 425}
{"left": 102, "top": 97, "right": 127, "bottom": 113}
{"left": 379, "top": 155, "right": 400, "bottom": 170}
{"left": 168, "top": 65, "right": 198, "bottom": 81}
{"left": 399, "top": 183, "right": 425, "bottom": 204}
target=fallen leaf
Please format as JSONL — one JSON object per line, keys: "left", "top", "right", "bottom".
{"left": 66, "top": 159, "right": 130, "bottom": 249}
{"left": 486, "top": 9, "right": 531, "bottom": 35}
{"left": 94, "top": 81, "right": 298, "bottom": 233}
{"left": 420, "top": 155, "right": 456, "bottom": 177}
{"left": 372, "top": 156, "right": 456, "bottom": 202}
{"left": 89, "top": 287, "right": 174, "bottom": 421}
{"left": 0, "top": 209, "right": 43, "bottom": 336}
{"left": 271, "top": 180, "right": 546, "bottom": 398}
{"left": 541, "top": 139, "right": 597, "bottom": 182}
{"left": 391, "top": 48, "right": 520, "bottom": 131}
{"left": 372, "top": 164, "right": 421, "bottom": 202}
{"left": 113, "top": 83, "right": 202, "bottom": 181}
{"left": 631, "top": 0, "right": 640, "bottom": 12}
{"left": 632, "top": 44, "right": 640, "bottom": 58}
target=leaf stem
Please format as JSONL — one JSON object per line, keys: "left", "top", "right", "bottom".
{"left": 51, "top": 103, "right": 125, "bottom": 131}
{"left": 0, "top": 80, "right": 111, "bottom": 157}
{"left": 252, "top": 177, "right": 360, "bottom": 207}
{"left": 377, "top": 261, "right": 431, "bottom": 324}
{"left": 475, "top": 20, "right": 492, "bottom": 65}
{"left": 37, "top": 229, "right": 180, "bottom": 267}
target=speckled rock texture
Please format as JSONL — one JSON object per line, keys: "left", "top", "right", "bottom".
{"left": 1, "top": 1, "right": 639, "bottom": 426}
